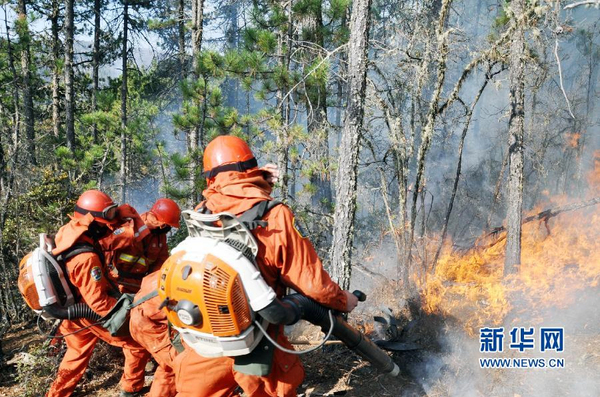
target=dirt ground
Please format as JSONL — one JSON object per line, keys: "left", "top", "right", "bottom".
{"left": 3, "top": 310, "right": 594, "bottom": 397}
{"left": 0, "top": 318, "right": 421, "bottom": 397}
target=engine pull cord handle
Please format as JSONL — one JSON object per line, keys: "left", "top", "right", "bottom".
{"left": 353, "top": 290, "right": 367, "bottom": 302}
{"left": 254, "top": 309, "right": 336, "bottom": 355}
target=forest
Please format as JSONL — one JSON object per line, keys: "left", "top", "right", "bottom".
{"left": 1, "top": 0, "right": 600, "bottom": 395}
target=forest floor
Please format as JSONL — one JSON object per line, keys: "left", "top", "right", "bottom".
{"left": 2, "top": 310, "right": 597, "bottom": 396}
{"left": 0, "top": 314, "right": 427, "bottom": 397}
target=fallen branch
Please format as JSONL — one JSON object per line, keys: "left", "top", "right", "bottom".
{"left": 455, "top": 197, "right": 600, "bottom": 252}
{"left": 564, "top": 0, "right": 600, "bottom": 9}
{"left": 486, "top": 196, "right": 600, "bottom": 239}
{"left": 354, "top": 264, "right": 390, "bottom": 283}
{"left": 554, "top": 38, "right": 575, "bottom": 119}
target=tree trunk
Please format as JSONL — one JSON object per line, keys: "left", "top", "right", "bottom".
{"left": 330, "top": 0, "right": 372, "bottom": 290}
{"left": 189, "top": 0, "right": 204, "bottom": 205}
{"left": 17, "top": 0, "right": 35, "bottom": 163}
{"left": 408, "top": 0, "right": 451, "bottom": 267}
{"left": 92, "top": 0, "right": 101, "bottom": 143}
{"left": 275, "top": 0, "right": 292, "bottom": 200}
{"left": 504, "top": 0, "right": 526, "bottom": 275}
{"left": 433, "top": 73, "right": 491, "bottom": 269}
{"left": 120, "top": 0, "right": 129, "bottom": 203}
{"left": 306, "top": 1, "right": 332, "bottom": 215}
{"left": 178, "top": 0, "right": 185, "bottom": 71}
{"left": 224, "top": 1, "right": 239, "bottom": 108}
{"left": 51, "top": 0, "right": 60, "bottom": 139}
{"left": 64, "top": 0, "right": 75, "bottom": 152}
{"left": 4, "top": 5, "right": 21, "bottom": 160}
{"left": 191, "top": 0, "right": 204, "bottom": 73}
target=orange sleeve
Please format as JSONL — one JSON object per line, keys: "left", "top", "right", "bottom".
{"left": 270, "top": 205, "right": 347, "bottom": 312}
{"left": 66, "top": 252, "right": 118, "bottom": 317}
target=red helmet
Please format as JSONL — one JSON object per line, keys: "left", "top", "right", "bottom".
{"left": 203, "top": 135, "right": 257, "bottom": 179}
{"left": 73, "top": 190, "right": 118, "bottom": 224}
{"left": 151, "top": 198, "right": 181, "bottom": 228}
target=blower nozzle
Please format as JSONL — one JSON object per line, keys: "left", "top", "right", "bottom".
{"left": 258, "top": 291, "right": 400, "bottom": 377}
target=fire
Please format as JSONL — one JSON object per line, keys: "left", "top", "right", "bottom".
{"left": 422, "top": 166, "right": 600, "bottom": 335}
{"left": 565, "top": 132, "right": 581, "bottom": 148}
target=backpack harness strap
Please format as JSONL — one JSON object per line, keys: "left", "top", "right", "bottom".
{"left": 58, "top": 242, "right": 121, "bottom": 298}
{"left": 196, "top": 200, "right": 282, "bottom": 230}
{"left": 57, "top": 243, "right": 97, "bottom": 262}
{"left": 131, "top": 290, "right": 159, "bottom": 308}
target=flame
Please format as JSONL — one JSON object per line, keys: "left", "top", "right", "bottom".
{"left": 422, "top": 164, "right": 600, "bottom": 335}
{"left": 565, "top": 132, "right": 581, "bottom": 148}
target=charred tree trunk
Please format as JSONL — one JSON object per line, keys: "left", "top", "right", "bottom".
{"left": 51, "top": 0, "right": 61, "bottom": 139}
{"left": 504, "top": 0, "right": 526, "bottom": 275}
{"left": 330, "top": 0, "right": 372, "bottom": 290}
{"left": 64, "top": 0, "right": 75, "bottom": 152}
{"left": 92, "top": 0, "right": 101, "bottom": 143}
{"left": 17, "top": 0, "right": 35, "bottom": 164}
{"left": 408, "top": 0, "right": 452, "bottom": 269}
{"left": 120, "top": 0, "right": 129, "bottom": 203}
{"left": 433, "top": 72, "right": 492, "bottom": 268}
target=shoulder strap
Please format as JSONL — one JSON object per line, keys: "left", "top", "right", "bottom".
{"left": 239, "top": 200, "right": 282, "bottom": 230}
{"left": 131, "top": 290, "right": 158, "bottom": 308}
{"left": 57, "top": 243, "right": 97, "bottom": 262}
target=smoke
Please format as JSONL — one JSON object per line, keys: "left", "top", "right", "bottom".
{"left": 404, "top": 286, "right": 600, "bottom": 397}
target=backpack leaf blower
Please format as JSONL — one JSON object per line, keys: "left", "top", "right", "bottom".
{"left": 158, "top": 209, "right": 399, "bottom": 377}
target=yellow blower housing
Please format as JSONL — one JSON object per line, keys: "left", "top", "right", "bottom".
{"left": 18, "top": 252, "right": 42, "bottom": 312}
{"left": 158, "top": 210, "right": 277, "bottom": 357}
{"left": 159, "top": 250, "right": 253, "bottom": 337}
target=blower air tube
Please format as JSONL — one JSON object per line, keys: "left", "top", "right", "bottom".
{"left": 43, "top": 302, "right": 101, "bottom": 321}
{"left": 258, "top": 293, "right": 400, "bottom": 377}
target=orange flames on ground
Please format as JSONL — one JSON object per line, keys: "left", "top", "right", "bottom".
{"left": 422, "top": 160, "right": 600, "bottom": 335}
{"left": 565, "top": 132, "right": 581, "bottom": 149}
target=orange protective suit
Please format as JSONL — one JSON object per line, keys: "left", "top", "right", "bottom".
{"left": 174, "top": 169, "right": 348, "bottom": 397}
{"left": 130, "top": 271, "right": 177, "bottom": 397}
{"left": 108, "top": 210, "right": 170, "bottom": 293}
{"left": 46, "top": 213, "right": 150, "bottom": 397}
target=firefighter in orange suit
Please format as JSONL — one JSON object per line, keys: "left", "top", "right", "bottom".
{"left": 130, "top": 270, "right": 178, "bottom": 397}
{"left": 46, "top": 190, "right": 150, "bottom": 397}
{"left": 173, "top": 136, "right": 359, "bottom": 397}
{"left": 108, "top": 198, "right": 181, "bottom": 293}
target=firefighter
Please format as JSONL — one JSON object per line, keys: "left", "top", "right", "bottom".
{"left": 46, "top": 190, "right": 150, "bottom": 397}
{"left": 126, "top": 198, "right": 181, "bottom": 397}
{"left": 173, "top": 136, "right": 359, "bottom": 397}
{"left": 130, "top": 270, "right": 178, "bottom": 397}
{"left": 108, "top": 198, "right": 181, "bottom": 293}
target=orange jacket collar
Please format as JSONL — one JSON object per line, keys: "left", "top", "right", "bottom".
{"left": 53, "top": 213, "right": 96, "bottom": 255}
{"left": 203, "top": 169, "right": 273, "bottom": 215}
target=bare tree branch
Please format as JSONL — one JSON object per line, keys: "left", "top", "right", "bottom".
{"left": 554, "top": 38, "right": 576, "bottom": 119}
{"left": 564, "top": 0, "right": 600, "bottom": 10}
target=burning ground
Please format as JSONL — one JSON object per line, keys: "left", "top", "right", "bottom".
{"left": 391, "top": 169, "right": 600, "bottom": 395}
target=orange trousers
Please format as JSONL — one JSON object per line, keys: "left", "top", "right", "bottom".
{"left": 46, "top": 318, "right": 150, "bottom": 397}
{"left": 130, "top": 323, "right": 177, "bottom": 397}
{"left": 174, "top": 337, "right": 304, "bottom": 397}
